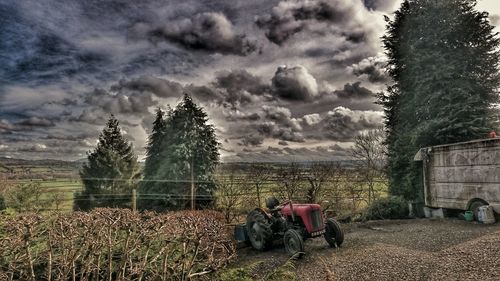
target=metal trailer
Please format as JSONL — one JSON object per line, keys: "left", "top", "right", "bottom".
{"left": 414, "top": 138, "right": 500, "bottom": 215}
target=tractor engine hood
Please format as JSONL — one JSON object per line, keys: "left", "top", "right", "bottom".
{"left": 281, "top": 203, "right": 325, "bottom": 233}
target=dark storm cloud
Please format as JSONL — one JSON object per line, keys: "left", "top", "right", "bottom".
{"left": 0, "top": 120, "right": 16, "bottom": 133}
{"left": 132, "top": 12, "right": 258, "bottom": 56}
{"left": 262, "top": 105, "right": 302, "bottom": 130}
{"left": 95, "top": 71, "right": 270, "bottom": 115}
{"left": 278, "top": 129, "right": 305, "bottom": 142}
{"left": 111, "top": 76, "right": 184, "bottom": 98}
{"left": 255, "top": 0, "right": 362, "bottom": 45}
{"left": 213, "top": 69, "right": 271, "bottom": 96}
{"left": 2, "top": 27, "right": 108, "bottom": 85}
{"left": 84, "top": 88, "right": 157, "bottom": 115}
{"left": 184, "top": 85, "right": 221, "bottom": 102}
{"left": 210, "top": 70, "right": 273, "bottom": 109}
{"left": 239, "top": 134, "right": 265, "bottom": 147}
{"left": 350, "top": 54, "right": 389, "bottom": 83}
{"left": 262, "top": 106, "right": 292, "bottom": 124}
{"left": 16, "top": 117, "right": 55, "bottom": 127}
{"left": 43, "top": 133, "right": 96, "bottom": 142}
{"left": 342, "top": 31, "right": 366, "bottom": 43}
{"left": 303, "top": 47, "right": 338, "bottom": 58}
{"left": 271, "top": 65, "right": 318, "bottom": 100}
{"left": 228, "top": 104, "right": 305, "bottom": 145}
{"left": 224, "top": 111, "right": 261, "bottom": 122}
{"left": 2, "top": 0, "right": 259, "bottom": 91}
{"left": 0, "top": 117, "right": 55, "bottom": 134}
{"left": 70, "top": 108, "right": 109, "bottom": 125}
{"left": 334, "top": 82, "right": 374, "bottom": 100}
{"left": 251, "top": 121, "right": 305, "bottom": 143}
{"left": 18, "top": 144, "right": 48, "bottom": 153}
{"left": 107, "top": 72, "right": 269, "bottom": 112}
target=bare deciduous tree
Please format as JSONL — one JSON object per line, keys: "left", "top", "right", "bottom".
{"left": 246, "top": 163, "right": 271, "bottom": 208}
{"left": 304, "top": 162, "right": 339, "bottom": 204}
{"left": 49, "top": 192, "right": 65, "bottom": 211}
{"left": 274, "top": 163, "right": 303, "bottom": 202}
{"left": 351, "top": 128, "right": 387, "bottom": 203}
{"left": 215, "top": 165, "right": 243, "bottom": 224}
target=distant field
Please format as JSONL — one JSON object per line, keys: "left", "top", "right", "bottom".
{"left": 5, "top": 178, "right": 83, "bottom": 212}
{"left": 0, "top": 157, "right": 82, "bottom": 212}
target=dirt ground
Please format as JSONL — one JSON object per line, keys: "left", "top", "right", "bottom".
{"left": 235, "top": 219, "right": 500, "bottom": 280}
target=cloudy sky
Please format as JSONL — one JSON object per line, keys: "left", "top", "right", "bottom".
{"left": 1, "top": 0, "right": 499, "bottom": 162}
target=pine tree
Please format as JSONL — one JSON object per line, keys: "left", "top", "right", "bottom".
{"left": 139, "top": 107, "right": 168, "bottom": 208}
{"left": 139, "top": 94, "right": 220, "bottom": 211}
{"left": 74, "top": 115, "right": 141, "bottom": 210}
{"left": 142, "top": 108, "right": 168, "bottom": 180}
{"left": 381, "top": 0, "right": 500, "bottom": 200}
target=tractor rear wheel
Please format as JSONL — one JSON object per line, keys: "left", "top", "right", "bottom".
{"left": 246, "top": 209, "right": 273, "bottom": 251}
{"left": 283, "top": 229, "right": 304, "bottom": 257}
{"left": 324, "top": 218, "right": 344, "bottom": 248}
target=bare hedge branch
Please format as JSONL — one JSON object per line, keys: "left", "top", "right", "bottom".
{"left": 0, "top": 209, "right": 235, "bottom": 281}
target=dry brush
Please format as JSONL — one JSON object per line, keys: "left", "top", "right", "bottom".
{"left": 0, "top": 209, "right": 235, "bottom": 281}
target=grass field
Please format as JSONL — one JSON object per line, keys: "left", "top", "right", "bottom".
{"left": 0, "top": 158, "right": 83, "bottom": 212}
{"left": 2, "top": 178, "right": 83, "bottom": 212}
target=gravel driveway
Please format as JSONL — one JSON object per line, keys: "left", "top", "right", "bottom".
{"left": 235, "top": 219, "right": 500, "bottom": 280}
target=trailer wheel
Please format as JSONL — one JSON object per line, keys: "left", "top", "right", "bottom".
{"left": 324, "top": 218, "right": 344, "bottom": 248}
{"left": 469, "top": 200, "right": 487, "bottom": 221}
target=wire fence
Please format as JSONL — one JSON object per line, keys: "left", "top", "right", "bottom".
{"left": 1, "top": 171, "right": 388, "bottom": 213}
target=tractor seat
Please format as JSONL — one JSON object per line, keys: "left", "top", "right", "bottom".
{"left": 266, "top": 196, "right": 280, "bottom": 210}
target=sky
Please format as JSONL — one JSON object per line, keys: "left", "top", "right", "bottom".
{"left": 0, "top": 0, "right": 499, "bottom": 162}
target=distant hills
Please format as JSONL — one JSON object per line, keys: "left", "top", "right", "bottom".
{"left": 0, "top": 156, "right": 365, "bottom": 168}
{"left": 0, "top": 157, "right": 84, "bottom": 168}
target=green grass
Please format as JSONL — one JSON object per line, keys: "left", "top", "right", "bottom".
{"left": 4, "top": 178, "right": 82, "bottom": 212}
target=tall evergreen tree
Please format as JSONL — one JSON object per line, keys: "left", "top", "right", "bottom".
{"left": 381, "top": 0, "right": 500, "bottom": 200}
{"left": 74, "top": 115, "right": 141, "bottom": 210}
{"left": 142, "top": 107, "right": 168, "bottom": 182}
{"left": 139, "top": 94, "right": 220, "bottom": 211}
{"left": 139, "top": 107, "right": 169, "bottom": 208}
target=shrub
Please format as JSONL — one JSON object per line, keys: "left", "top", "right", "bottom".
{"left": 362, "top": 196, "right": 409, "bottom": 220}
{"left": 4, "top": 182, "right": 47, "bottom": 212}
{"left": 0, "top": 209, "right": 235, "bottom": 280}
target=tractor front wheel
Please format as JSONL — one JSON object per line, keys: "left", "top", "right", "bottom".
{"left": 283, "top": 229, "right": 305, "bottom": 257}
{"left": 246, "top": 209, "right": 273, "bottom": 251}
{"left": 324, "top": 218, "right": 344, "bottom": 248}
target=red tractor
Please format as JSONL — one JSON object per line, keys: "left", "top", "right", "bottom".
{"left": 235, "top": 197, "right": 344, "bottom": 256}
